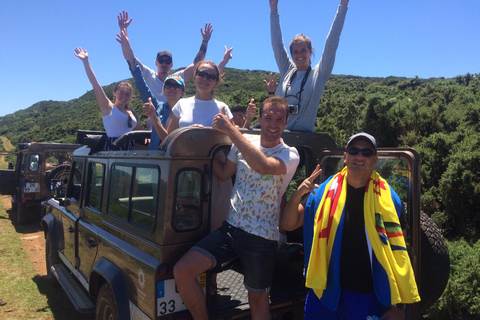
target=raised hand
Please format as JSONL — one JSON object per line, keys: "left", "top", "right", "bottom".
{"left": 269, "top": 0, "right": 279, "bottom": 12}
{"left": 297, "top": 164, "right": 322, "bottom": 196}
{"left": 201, "top": 23, "right": 213, "bottom": 42}
{"left": 142, "top": 98, "right": 156, "bottom": 119}
{"left": 223, "top": 46, "right": 233, "bottom": 62}
{"left": 263, "top": 72, "right": 279, "bottom": 94}
{"left": 340, "top": 0, "right": 349, "bottom": 6}
{"left": 246, "top": 99, "right": 256, "bottom": 120}
{"left": 118, "top": 10, "right": 132, "bottom": 30}
{"left": 74, "top": 47, "right": 89, "bottom": 61}
{"left": 212, "top": 107, "right": 233, "bottom": 133}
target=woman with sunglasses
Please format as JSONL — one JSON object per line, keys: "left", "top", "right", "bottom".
{"left": 74, "top": 47, "right": 143, "bottom": 151}
{"left": 269, "top": 0, "right": 349, "bottom": 132}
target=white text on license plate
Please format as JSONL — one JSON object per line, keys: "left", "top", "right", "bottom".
{"left": 24, "top": 182, "right": 40, "bottom": 193}
{"left": 156, "top": 274, "right": 206, "bottom": 316}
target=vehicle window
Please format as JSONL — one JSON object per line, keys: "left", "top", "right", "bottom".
{"left": 85, "top": 162, "right": 105, "bottom": 212}
{"left": 29, "top": 154, "right": 40, "bottom": 171}
{"left": 108, "top": 165, "right": 159, "bottom": 231}
{"left": 173, "top": 169, "right": 202, "bottom": 232}
{"left": 68, "top": 160, "right": 84, "bottom": 203}
{"left": 44, "top": 151, "right": 72, "bottom": 171}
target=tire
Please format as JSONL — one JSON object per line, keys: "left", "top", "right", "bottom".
{"left": 17, "top": 203, "right": 30, "bottom": 225}
{"left": 419, "top": 212, "right": 450, "bottom": 311}
{"left": 46, "top": 165, "right": 71, "bottom": 186}
{"left": 45, "top": 231, "right": 60, "bottom": 286}
{"left": 96, "top": 283, "right": 119, "bottom": 320}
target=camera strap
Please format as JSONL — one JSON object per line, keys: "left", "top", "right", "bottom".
{"left": 284, "top": 66, "right": 311, "bottom": 108}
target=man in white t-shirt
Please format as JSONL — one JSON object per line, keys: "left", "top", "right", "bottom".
{"left": 174, "top": 97, "right": 300, "bottom": 320}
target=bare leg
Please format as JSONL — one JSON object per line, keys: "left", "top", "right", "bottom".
{"left": 174, "top": 250, "right": 213, "bottom": 320}
{"left": 248, "top": 291, "right": 270, "bottom": 320}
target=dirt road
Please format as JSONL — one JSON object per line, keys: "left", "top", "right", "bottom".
{"left": 0, "top": 196, "right": 94, "bottom": 319}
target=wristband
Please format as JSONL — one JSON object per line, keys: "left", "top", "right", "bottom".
{"left": 202, "top": 40, "right": 208, "bottom": 43}
{"left": 268, "top": 92, "right": 275, "bottom": 95}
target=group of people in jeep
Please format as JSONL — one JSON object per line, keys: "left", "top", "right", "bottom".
{"left": 75, "top": 0, "right": 420, "bottom": 319}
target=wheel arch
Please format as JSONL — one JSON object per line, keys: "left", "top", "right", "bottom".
{"left": 41, "top": 213, "right": 58, "bottom": 252}
{"left": 90, "top": 257, "right": 131, "bottom": 320}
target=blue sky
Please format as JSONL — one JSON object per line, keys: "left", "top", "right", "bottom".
{"left": 1, "top": 0, "right": 479, "bottom": 117}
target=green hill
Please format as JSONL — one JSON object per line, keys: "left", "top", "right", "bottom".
{"left": 1, "top": 69, "right": 479, "bottom": 242}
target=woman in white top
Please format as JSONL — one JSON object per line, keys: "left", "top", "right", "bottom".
{"left": 143, "top": 60, "right": 233, "bottom": 138}
{"left": 75, "top": 47, "right": 143, "bottom": 150}
{"left": 269, "top": 0, "right": 349, "bottom": 132}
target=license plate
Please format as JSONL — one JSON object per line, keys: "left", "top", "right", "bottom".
{"left": 24, "top": 182, "right": 40, "bottom": 193}
{"left": 156, "top": 274, "right": 206, "bottom": 316}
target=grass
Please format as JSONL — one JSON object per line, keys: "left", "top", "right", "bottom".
{"left": 0, "top": 200, "right": 52, "bottom": 319}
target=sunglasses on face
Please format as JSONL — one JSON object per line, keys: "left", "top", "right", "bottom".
{"left": 157, "top": 58, "right": 172, "bottom": 64}
{"left": 347, "top": 147, "right": 376, "bottom": 158}
{"left": 164, "top": 82, "right": 183, "bottom": 91}
{"left": 127, "top": 116, "right": 133, "bottom": 128}
{"left": 196, "top": 70, "right": 217, "bottom": 81}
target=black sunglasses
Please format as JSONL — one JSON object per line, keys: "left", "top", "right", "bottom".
{"left": 157, "top": 57, "right": 172, "bottom": 64}
{"left": 127, "top": 116, "right": 132, "bottom": 128}
{"left": 347, "top": 147, "right": 376, "bottom": 158}
{"left": 164, "top": 82, "right": 183, "bottom": 91}
{"left": 196, "top": 70, "right": 218, "bottom": 81}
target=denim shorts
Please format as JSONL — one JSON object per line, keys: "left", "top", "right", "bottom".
{"left": 192, "top": 221, "right": 277, "bottom": 293}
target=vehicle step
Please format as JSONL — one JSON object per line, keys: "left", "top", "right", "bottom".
{"left": 52, "top": 263, "right": 95, "bottom": 313}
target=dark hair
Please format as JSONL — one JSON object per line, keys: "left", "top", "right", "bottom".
{"left": 230, "top": 105, "right": 246, "bottom": 114}
{"left": 194, "top": 60, "right": 221, "bottom": 96}
{"left": 260, "top": 97, "right": 289, "bottom": 119}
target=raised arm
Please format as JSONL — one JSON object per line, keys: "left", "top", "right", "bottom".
{"left": 269, "top": 0, "right": 293, "bottom": 75}
{"left": 218, "top": 46, "right": 233, "bottom": 74}
{"left": 279, "top": 165, "right": 322, "bottom": 231}
{"left": 212, "top": 109, "right": 286, "bottom": 175}
{"left": 117, "top": 11, "right": 146, "bottom": 70}
{"left": 74, "top": 47, "right": 112, "bottom": 116}
{"left": 314, "top": 0, "right": 349, "bottom": 80}
{"left": 143, "top": 98, "right": 168, "bottom": 140}
{"left": 183, "top": 23, "right": 213, "bottom": 81}
{"left": 116, "top": 29, "right": 136, "bottom": 72}
{"left": 244, "top": 99, "right": 256, "bottom": 128}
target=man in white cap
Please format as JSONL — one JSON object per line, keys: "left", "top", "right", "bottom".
{"left": 280, "top": 132, "right": 420, "bottom": 319}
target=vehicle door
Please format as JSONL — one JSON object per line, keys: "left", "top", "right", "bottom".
{"left": 76, "top": 159, "right": 106, "bottom": 282}
{"left": 57, "top": 158, "right": 85, "bottom": 271}
{"left": 0, "top": 151, "right": 18, "bottom": 195}
{"left": 317, "top": 148, "right": 421, "bottom": 320}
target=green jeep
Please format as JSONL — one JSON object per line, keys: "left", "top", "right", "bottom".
{"left": 42, "top": 128, "right": 449, "bottom": 319}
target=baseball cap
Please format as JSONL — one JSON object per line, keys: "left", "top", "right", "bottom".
{"left": 156, "top": 50, "right": 173, "bottom": 62}
{"left": 164, "top": 75, "right": 185, "bottom": 88}
{"left": 345, "top": 132, "right": 377, "bottom": 151}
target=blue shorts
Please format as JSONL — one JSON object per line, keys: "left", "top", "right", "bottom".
{"left": 192, "top": 222, "right": 277, "bottom": 293}
{"left": 304, "top": 289, "right": 387, "bottom": 320}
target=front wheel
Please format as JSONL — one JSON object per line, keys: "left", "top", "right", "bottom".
{"left": 96, "top": 283, "right": 119, "bottom": 320}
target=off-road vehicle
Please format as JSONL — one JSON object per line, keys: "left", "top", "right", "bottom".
{"left": 42, "top": 128, "right": 450, "bottom": 320}
{"left": 0, "top": 142, "right": 80, "bottom": 223}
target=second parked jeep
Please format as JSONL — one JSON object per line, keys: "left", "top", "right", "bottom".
{"left": 0, "top": 142, "right": 80, "bottom": 223}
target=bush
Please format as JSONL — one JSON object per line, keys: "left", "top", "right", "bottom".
{"left": 423, "top": 239, "right": 480, "bottom": 319}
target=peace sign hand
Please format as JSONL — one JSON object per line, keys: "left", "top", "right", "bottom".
{"left": 297, "top": 164, "right": 322, "bottom": 196}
